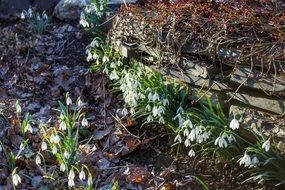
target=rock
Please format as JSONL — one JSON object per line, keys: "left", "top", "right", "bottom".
{"left": 227, "top": 92, "right": 285, "bottom": 115}
{"left": 53, "top": 0, "right": 90, "bottom": 20}
{"left": 32, "top": 0, "right": 60, "bottom": 11}
{"left": 230, "top": 67, "right": 285, "bottom": 96}
{"left": 0, "top": 0, "right": 29, "bottom": 18}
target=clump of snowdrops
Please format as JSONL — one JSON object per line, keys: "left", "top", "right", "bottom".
{"left": 82, "top": 2, "right": 285, "bottom": 187}
{"left": 3, "top": 97, "right": 94, "bottom": 189}
{"left": 40, "top": 93, "right": 93, "bottom": 189}
{"left": 21, "top": 8, "right": 48, "bottom": 34}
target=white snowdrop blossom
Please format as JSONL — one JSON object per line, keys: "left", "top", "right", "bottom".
{"left": 182, "top": 119, "right": 193, "bottom": 129}
{"left": 174, "top": 134, "right": 182, "bottom": 143}
{"left": 188, "top": 149, "right": 195, "bottom": 157}
{"left": 145, "top": 104, "right": 151, "bottom": 112}
{"left": 20, "top": 12, "right": 25, "bottom": 20}
{"left": 63, "top": 151, "right": 70, "bottom": 159}
{"left": 87, "top": 174, "right": 93, "bottom": 186}
{"left": 152, "top": 92, "right": 160, "bottom": 102}
{"left": 251, "top": 156, "right": 259, "bottom": 166}
{"left": 42, "top": 12, "right": 48, "bottom": 20}
{"left": 158, "top": 117, "right": 165, "bottom": 124}
{"left": 262, "top": 139, "right": 270, "bottom": 152}
{"left": 52, "top": 146, "right": 58, "bottom": 155}
{"left": 102, "top": 55, "right": 109, "bottom": 63}
{"left": 121, "top": 107, "right": 128, "bottom": 116}
{"left": 230, "top": 118, "right": 239, "bottom": 130}
{"left": 50, "top": 134, "right": 60, "bottom": 144}
{"left": 60, "top": 163, "right": 66, "bottom": 172}
{"left": 59, "top": 121, "right": 67, "bottom": 131}
{"left": 36, "top": 155, "right": 41, "bottom": 165}
{"left": 27, "top": 8, "right": 33, "bottom": 18}
{"left": 148, "top": 92, "right": 153, "bottom": 101}
{"left": 41, "top": 141, "right": 47, "bottom": 151}
{"left": 15, "top": 100, "right": 21, "bottom": 113}
{"left": 0, "top": 144, "right": 2, "bottom": 152}
{"left": 26, "top": 124, "right": 33, "bottom": 133}
{"left": 215, "top": 136, "right": 228, "bottom": 148}
{"left": 173, "top": 113, "right": 185, "bottom": 128}
{"left": 184, "top": 138, "right": 191, "bottom": 147}
{"left": 183, "top": 128, "right": 189, "bottom": 136}
{"left": 80, "top": 13, "right": 89, "bottom": 27}
{"left": 68, "top": 169, "right": 75, "bottom": 187}
{"left": 77, "top": 98, "right": 83, "bottom": 107}
{"left": 227, "top": 134, "right": 236, "bottom": 143}
{"left": 82, "top": 118, "right": 88, "bottom": 127}
{"left": 147, "top": 115, "right": 153, "bottom": 122}
{"left": 162, "top": 99, "right": 169, "bottom": 106}
{"left": 79, "top": 168, "right": 86, "bottom": 180}
{"left": 66, "top": 96, "right": 72, "bottom": 106}
{"left": 238, "top": 152, "right": 251, "bottom": 167}
{"left": 12, "top": 171, "right": 21, "bottom": 186}
{"left": 110, "top": 70, "right": 119, "bottom": 80}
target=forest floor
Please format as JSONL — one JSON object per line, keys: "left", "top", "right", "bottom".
{"left": 0, "top": 19, "right": 269, "bottom": 190}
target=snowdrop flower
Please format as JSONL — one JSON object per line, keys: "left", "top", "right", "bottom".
{"left": 82, "top": 118, "right": 88, "bottom": 127}
{"left": 152, "top": 106, "right": 159, "bottom": 117}
{"left": 158, "top": 117, "right": 165, "bottom": 124}
{"left": 121, "top": 107, "right": 128, "bottom": 116}
{"left": 80, "top": 15, "right": 89, "bottom": 27}
{"left": 20, "top": 12, "right": 25, "bottom": 20}
{"left": 152, "top": 92, "right": 160, "bottom": 102}
{"left": 182, "top": 119, "right": 193, "bottom": 129}
{"left": 184, "top": 138, "right": 191, "bottom": 147}
{"left": 238, "top": 152, "right": 251, "bottom": 167}
{"left": 41, "top": 141, "right": 47, "bottom": 151}
{"left": 102, "top": 55, "right": 109, "bottom": 63}
{"left": 148, "top": 92, "right": 153, "bottom": 101}
{"left": 230, "top": 118, "right": 239, "bottom": 130}
{"left": 173, "top": 113, "right": 185, "bottom": 128}
{"left": 52, "top": 146, "right": 58, "bottom": 155}
{"left": 36, "top": 155, "right": 41, "bottom": 165}
{"left": 66, "top": 96, "right": 72, "bottom": 106}
{"left": 59, "top": 121, "right": 67, "bottom": 131}
{"left": 147, "top": 115, "right": 153, "bottom": 122}
{"left": 183, "top": 128, "right": 189, "bottom": 136}
{"left": 63, "top": 151, "right": 70, "bottom": 159}
{"left": 110, "top": 70, "right": 119, "bottom": 80}
{"left": 174, "top": 134, "right": 182, "bottom": 143}
{"left": 50, "top": 134, "right": 60, "bottom": 144}
{"left": 87, "top": 174, "right": 93, "bottom": 186}
{"left": 162, "top": 99, "right": 169, "bottom": 106}
{"left": 79, "top": 168, "right": 86, "bottom": 180}
{"left": 215, "top": 136, "right": 228, "bottom": 148}
{"left": 15, "top": 100, "right": 21, "bottom": 113}
{"left": 201, "top": 131, "right": 211, "bottom": 141}
{"left": 176, "top": 106, "right": 184, "bottom": 114}
{"left": 27, "top": 8, "right": 33, "bottom": 18}
{"left": 188, "top": 149, "right": 195, "bottom": 157}
{"left": 262, "top": 139, "right": 270, "bottom": 152}
{"left": 145, "top": 104, "right": 152, "bottom": 112}
{"left": 60, "top": 163, "right": 66, "bottom": 172}
{"left": 43, "top": 13, "right": 48, "bottom": 20}
{"left": 227, "top": 134, "right": 236, "bottom": 143}
{"left": 12, "top": 170, "right": 21, "bottom": 186}
{"left": 26, "top": 124, "right": 33, "bottom": 133}
{"left": 77, "top": 98, "right": 83, "bottom": 107}
{"left": 0, "top": 144, "right": 2, "bottom": 152}
{"left": 251, "top": 156, "right": 259, "bottom": 166}
{"left": 68, "top": 169, "right": 75, "bottom": 187}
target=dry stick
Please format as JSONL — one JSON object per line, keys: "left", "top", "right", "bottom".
{"left": 109, "top": 113, "right": 140, "bottom": 139}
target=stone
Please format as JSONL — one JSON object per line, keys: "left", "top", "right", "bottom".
{"left": 227, "top": 92, "right": 285, "bottom": 115}
{"left": 53, "top": 0, "right": 90, "bottom": 20}
{"left": 230, "top": 67, "right": 285, "bottom": 96}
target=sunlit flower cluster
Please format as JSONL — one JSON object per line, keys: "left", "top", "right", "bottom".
{"left": 80, "top": 1, "right": 106, "bottom": 28}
